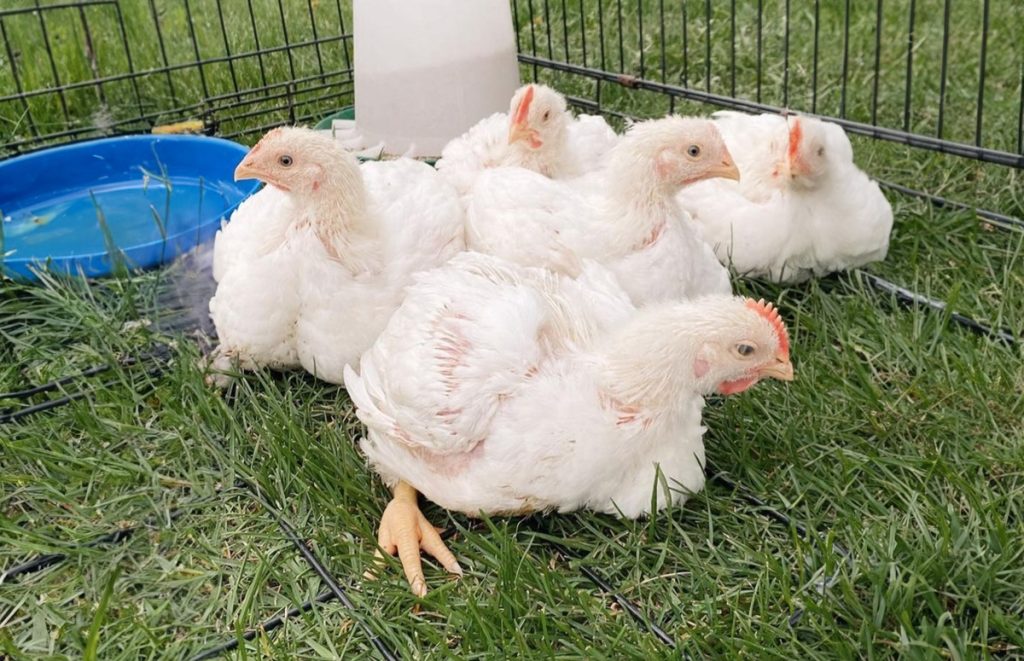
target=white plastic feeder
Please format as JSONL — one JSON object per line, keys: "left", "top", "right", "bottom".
{"left": 350, "top": 0, "right": 520, "bottom": 158}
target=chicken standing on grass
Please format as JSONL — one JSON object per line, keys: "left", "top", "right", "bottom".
{"left": 345, "top": 252, "right": 794, "bottom": 596}
{"left": 465, "top": 116, "right": 739, "bottom": 303}
{"left": 207, "top": 127, "right": 465, "bottom": 384}
{"left": 435, "top": 83, "right": 618, "bottom": 196}
{"left": 681, "top": 112, "right": 894, "bottom": 283}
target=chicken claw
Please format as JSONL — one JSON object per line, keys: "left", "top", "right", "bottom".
{"left": 370, "top": 481, "right": 462, "bottom": 596}
{"left": 200, "top": 347, "right": 236, "bottom": 389}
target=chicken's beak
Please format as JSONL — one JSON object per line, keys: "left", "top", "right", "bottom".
{"left": 234, "top": 158, "right": 289, "bottom": 191}
{"left": 508, "top": 123, "right": 542, "bottom": 148}
{"left": 234, "top": 158, "right": 260, "bottom": 182}
{"left": 707, "top": 149, "right": 741, "bottom": 182}
{"left": 787, "top": 154, "right": 811, "bottom": 179}
{"left": 758, "top": 356, "right": 795, "bottom": 382}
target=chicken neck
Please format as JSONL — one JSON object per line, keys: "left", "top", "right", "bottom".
{"left": 594, "top": 303, "right": 707, "bottom": 416}
{"left": 598, "top": 167, "right": 682, "bottom": 253}
{"left": 297, "top": 165, "right": 382, "bottom": 272}
{"left": 505, "top": 135, "right": 570, "bottom": 178}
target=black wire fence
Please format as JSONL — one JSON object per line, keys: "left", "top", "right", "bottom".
{"left": 507, "top": 0, "right": 1022, "bottom": 342}
{"left": 3, "top": 1, "right": 1021, "bottom": 216}
{"left": 0, "top": 0, "right": 353, "bottom": 157}
{"left": 2, "top": 0, "right": 1022, "bottom": 657}
{"left": 512, "top": 0, "right": 1024, "bottom": 166}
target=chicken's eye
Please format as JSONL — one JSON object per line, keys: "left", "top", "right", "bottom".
{"left": 735, "top": 343, "right": 756, "bottom": 357}
{"left": 278, "top": 155, "right": 293, "bottom": 167}
{"left": 542, "top": 110, "right": 551, "bottom": 121}
{"left": 687, "top": 145, "right": 701, "bottom": 158}
{"left": 816, "top": 146, "right": 825, "bottom": 157}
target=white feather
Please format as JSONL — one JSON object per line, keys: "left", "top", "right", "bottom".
{"left": 209, "top": 129, "right": 465, "bottom": 382}
{"left": 465, "top": 117, "right": 734, "bottom": 305}
{"left": 347, "top": 253, "right": 787, "bottom": 518}
{"left": 683, "top": 113, "right": 894, "bottom": 282}
{"left": 293, "top": 158, "right": 466, "bottom": 383}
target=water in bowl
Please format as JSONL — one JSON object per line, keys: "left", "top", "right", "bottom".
{"left": 2, "top": 178, "right": 235, "bottom": 260}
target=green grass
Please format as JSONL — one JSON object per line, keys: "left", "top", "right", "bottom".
{"left": 0, "top": 0, "right": 354, "bottom": 152}
{"left": 2, "top": 0, "right": 1024, "bottom": 658}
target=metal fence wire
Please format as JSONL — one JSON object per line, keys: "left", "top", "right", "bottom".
{"left": 2, "top": 1, "right": 1022, "bottom": 222}
{"left": 0, "top": 0, "right": 353, "bottom": 155}
{"left": 2, "top": 2, "right": 1021, "bottom": 656}
{"left": 514, "top": 0, "right": 1024, "bottom": 163}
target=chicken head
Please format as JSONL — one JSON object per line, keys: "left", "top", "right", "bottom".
{"left": 234, "top": 126, "right": 359, "bottom": 196}
{"left": 601, "top": 294, "right": 794, "bottom": 412}
{"left": 506, "top": 83, "right": 570, "bottom": 150}
{"left": 617, "top": 116, "right": 741, "bottom": 192}
{"left": 784, "top": 116, "right": 854, "bottom": 189}
{"left": 689, "top": 297, "right": 793, "bottom": 395}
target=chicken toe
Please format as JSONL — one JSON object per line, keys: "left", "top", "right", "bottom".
{"left": 371, "top": 481, "right": 462, "bottom": 596}
{"left": 201, "top": 347, "right": 238, "bottom": 389}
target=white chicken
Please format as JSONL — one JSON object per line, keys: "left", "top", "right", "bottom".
{"left": 435, "top": 83, "right": 618, "bottom": 196}
{"left": 466, "top": 116, "right": 739, "bottom": 304}
{"left": 211, "top": 184, "right": 293, "bottom": 283}
{"left": 681, "top": 112, "right": 894, "bottom": 283}
{"left": 207, "top": 127, "right": 465, "bottom": 384}
{"left": 705, "top": 110, "right": 791, "bottom": 202}
{"left": 345, "top": 251, "right": 794, "bottom": 595}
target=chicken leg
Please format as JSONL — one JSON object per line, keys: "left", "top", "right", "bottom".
{"left": 371, "top": 481, "right": 462, "bottom": 596}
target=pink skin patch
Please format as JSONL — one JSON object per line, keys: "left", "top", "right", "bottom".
{"left": 654, "top": 153, "right": 674, "bottom": 180}
{"left": 434, "top": 312, "right": 472, "bottom": 395}
{"left": 717, "top": 374, "right": 759, "bottom": 395}
{"left": 639, "top": 220, "right": 666, "bottom": 249}
{"left": 310, "top": 164, "right": 325, "bottom": 192}
{"left": 692, "top": 357, "right": 710, "bottom": 378}
{"left": 599, "top": 390, "right": 653, "bottom": 430}
{"left": 404, "top": 433, "right": 486, "bottom": 478}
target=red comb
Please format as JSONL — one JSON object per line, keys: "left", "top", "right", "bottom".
{"left": 745, "top": 298, "right": 790, "bottom": 359}
{"left": 512, "top": 85, "right": 535, "bottom": 127}
{"left": 786, "top": 117, "right": 802, "bottom": 162}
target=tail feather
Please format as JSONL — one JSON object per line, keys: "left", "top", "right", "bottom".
{"left": 343, "top": 359, "right": 394, "bottom": 432}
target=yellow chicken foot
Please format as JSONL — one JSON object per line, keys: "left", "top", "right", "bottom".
{"left": 370, "top": 481, "right": 462, "bottom": 596}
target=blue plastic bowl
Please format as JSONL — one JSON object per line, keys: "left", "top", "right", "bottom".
{"left": 0, "top": 135, "right": 259, "bottom": 281}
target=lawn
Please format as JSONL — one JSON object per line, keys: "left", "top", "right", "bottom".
{"left": 2, "top": 1, "right": 1023, "bottom": 659}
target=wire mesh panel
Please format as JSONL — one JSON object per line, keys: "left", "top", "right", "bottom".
{"left": 0, "top": 0, "right": 354, "bottom": 157}
{"left": 2, "top": 4, "right": 1022, "bottom": 656}
{"left": 511, "top": 0, "right": 1024, "bottom": 164}
{"left": 509, "top": 0, "right": 1024, "bottom": 224}
{"left": 4, "top": 2, "right": 1021, "bottom": 168}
